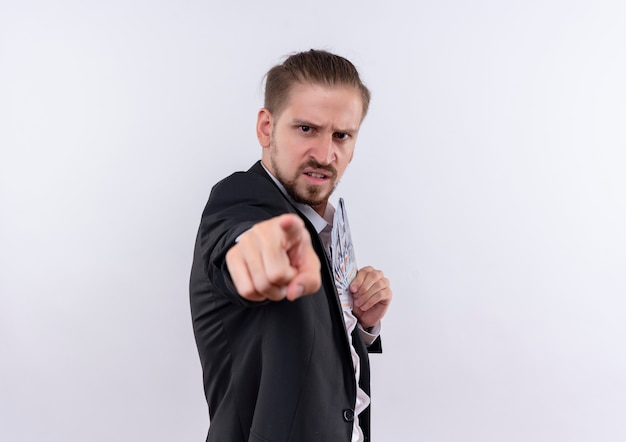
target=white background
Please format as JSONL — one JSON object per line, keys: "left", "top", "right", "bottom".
{"left": 2, "top": 1, "right": 625, "bottom": 441}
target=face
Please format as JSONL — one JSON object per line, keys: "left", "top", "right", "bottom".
{"left": 257, "top": 83, "right": 364, "bottom": 216}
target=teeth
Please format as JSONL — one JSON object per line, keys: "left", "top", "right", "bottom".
{"left": 307, "top": 173, "right": 325, "bottom": 179}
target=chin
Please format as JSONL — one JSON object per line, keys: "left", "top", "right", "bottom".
{"left": 292, "top": 189, "right": 327, "bottom": 207}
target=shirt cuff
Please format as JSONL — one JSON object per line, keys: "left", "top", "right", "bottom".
{"left": 357, "top": 321, "right": 381, "bottom": 347}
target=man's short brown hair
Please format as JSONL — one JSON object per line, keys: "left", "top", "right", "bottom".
{"left": 264, "top": 49, "right": 371, "bottom": 120}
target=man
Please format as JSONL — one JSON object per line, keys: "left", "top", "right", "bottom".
{"left": 190, "top": 49, "right": 392, "bottom": 442}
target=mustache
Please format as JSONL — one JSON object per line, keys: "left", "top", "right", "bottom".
{"left": 299, "top": 160, "right": 337, "bottom": 178}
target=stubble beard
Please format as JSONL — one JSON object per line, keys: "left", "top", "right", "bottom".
{"left": 270, "top": 140, "right": 339, "bottom": 210}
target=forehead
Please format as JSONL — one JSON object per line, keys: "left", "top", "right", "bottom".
{"left": 278, "top": 82, "right": 364, "bottom": 127}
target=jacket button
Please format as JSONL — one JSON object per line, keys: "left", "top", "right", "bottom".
{"left": 343, "top": 408, "right": 355, "bottom": 422}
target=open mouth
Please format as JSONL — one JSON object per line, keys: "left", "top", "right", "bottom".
{"left": 305, "top": 172, "right": 327, "bottom": 179}
{"left": 300, "top": 163, "right": 336, "bottom": 185}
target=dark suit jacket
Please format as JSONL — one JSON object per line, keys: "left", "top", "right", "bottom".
{"left": 190, "top": 161, "right": 381, "bottom": 442}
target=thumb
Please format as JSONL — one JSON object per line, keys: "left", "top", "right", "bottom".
{"left": 285, "top": 272, "right": 322, "bottom": 300}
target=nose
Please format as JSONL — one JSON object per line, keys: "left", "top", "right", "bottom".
{"left": 310, "top": 134, "right": 336, "bottom": 165}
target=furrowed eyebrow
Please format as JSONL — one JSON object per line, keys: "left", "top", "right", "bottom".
{"left": 334, "top": 128, "right": 357, "bottom": 135}
{"left": 292, "top": 119, "right": 319, "bottom": 127}
{"left": 291, "top": 119, "right": 357, "bottom": 135}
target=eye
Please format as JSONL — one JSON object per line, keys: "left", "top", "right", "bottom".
{"left": 299, "top": 125, "right": 312, "bottom": 133}
{"left": 333, "top": 132, "right": 350, "bottom": 141}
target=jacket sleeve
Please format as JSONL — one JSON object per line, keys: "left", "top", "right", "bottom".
{"left": 194, "top": 170, "right": 295, "bottom": 307}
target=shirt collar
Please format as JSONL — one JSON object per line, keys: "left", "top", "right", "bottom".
{"left": 261, "top": 162, "right": 335, "bottom": 234}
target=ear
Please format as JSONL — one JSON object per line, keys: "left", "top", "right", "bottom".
{"left": 256, "top": 108, "right": 273, "bottom": 148}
